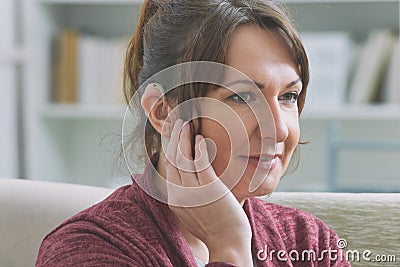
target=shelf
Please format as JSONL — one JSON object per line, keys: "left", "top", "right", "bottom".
{"left": 301, "top": 104, "right": 400, "bottom": 121}
{"left": 41, "top": 104, "right": 127, "bottom": 120}
{"left": 41, "top": 104, "right": 400, "bottom": 121}
{"left": 27, "top": 0, "right": 400, "bottom": 191}
{"left": 0, "top": 49, "right": 27, "bottom": 64}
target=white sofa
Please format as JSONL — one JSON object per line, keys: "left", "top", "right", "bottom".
{"left": 0, "top": 178, "right": 113, "bottom": 267}
{"left": 1, "top": 178, "right": 399, "bottom": 267}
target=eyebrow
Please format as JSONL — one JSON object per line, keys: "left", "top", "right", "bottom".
{"left": 224, "top": 78, "right": 301, "bottom": 90}
{"left": 286, "top": 78, "right": 301, "bottom": 89}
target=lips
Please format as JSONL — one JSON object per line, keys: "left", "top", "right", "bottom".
{"left": 243, "top": 154, "right": 280, "bottom": 170}
{"left": 248, "top": 154, "right": 275, "bottom": 160}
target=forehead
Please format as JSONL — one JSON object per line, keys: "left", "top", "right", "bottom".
{"left": 225, "top": 24, "right": 299, "bottom": 83}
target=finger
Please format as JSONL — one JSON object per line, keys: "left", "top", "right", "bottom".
{"left": 161, "top": 115, "right": 174, "bottom": 154}
{"left": 165, "top": 119, "right": 183, "bottom": 185}
{"left": 176, "top": 122, "right": 198, "bottom": 187}
{"left": 161, "top": 107, "right": 179, "bottom": 139}
{"left": 161, "top": 116, "right": 173, "bottom": 138}
{"left": 194, "top": 135, "right": 218, "bottom": 185}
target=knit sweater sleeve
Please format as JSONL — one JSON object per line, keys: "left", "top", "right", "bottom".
{"left": 35, "top": 220, "right": 149, "bottom": 267}
{"left": 35, "top": 219, "right": 246, "bottom": 267}
{"left": 246, "top": 198, "right": 351, "bottom": 266}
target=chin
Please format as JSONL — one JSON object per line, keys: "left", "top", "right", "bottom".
{"left": 230, "top": 169, "right": 282, "bottom": 203}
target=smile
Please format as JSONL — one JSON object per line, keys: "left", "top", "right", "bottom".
{"left": 240, "top": 155, "right": 279, "bottom": 170}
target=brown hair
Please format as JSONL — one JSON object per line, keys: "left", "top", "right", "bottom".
{"left": 123, "top": 0, "right": 309, "bottom": 164}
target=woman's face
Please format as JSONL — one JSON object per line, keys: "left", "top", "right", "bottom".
{"left": 200, "top": 24, "right": 302, "bottom": 203}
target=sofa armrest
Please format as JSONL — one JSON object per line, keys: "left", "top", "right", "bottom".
{"left": 264, "top": 192, "right": 400, "bottom": 265}
{"left": 0, "top": 178, "right": 113, "bottom": 267}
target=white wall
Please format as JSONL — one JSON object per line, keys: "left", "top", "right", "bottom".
{"left": 0, "top": 0, "right": 18, "bottom": 178}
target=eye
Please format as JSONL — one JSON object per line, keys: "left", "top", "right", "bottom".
{"left": 227, "top": 91, "right": 255, "bottom": 104}
{"left": 278, "top": 92, "right": 299, "bottom": 104}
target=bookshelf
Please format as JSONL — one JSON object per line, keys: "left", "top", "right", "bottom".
{"left": 41, "top": 104, "right": 126, "bottom": 120}
{"left": 0, "top": 49, "right": 27, "bottom": 64}
{"left": 23, "top": 0, "right": 400, "bottom": 191}
{"left": 301, "top": 105, "right": 400, "bottom": 121}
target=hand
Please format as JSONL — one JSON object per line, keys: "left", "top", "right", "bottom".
{"left": 163, "top": 119, "right": 253, "bottom": 266}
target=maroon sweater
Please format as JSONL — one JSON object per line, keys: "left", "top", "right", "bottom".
{"left": 36, "top": 161, "right": 350, "bottom": 266}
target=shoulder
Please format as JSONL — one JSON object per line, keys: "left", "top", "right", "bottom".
{"left": 247, "top": 198, "right": 350, "bottom": 265}
{"left": 36, "top": 183, "right": 164, "bottom": 266}
{"left": 44, "top": 182, "right": 163, "bottom": 238}
{"left": 247, "top": 197, "right": 340, "bottom": 247}
{"left": 58, "top": 183, "right": 152, "bottom": 229}
{"left": 249, "top": 196, "right": 330, "bottom": 226}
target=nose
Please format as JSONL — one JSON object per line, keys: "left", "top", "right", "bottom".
{"left": 256, "top": 101, "right": 289, "bottom": 143}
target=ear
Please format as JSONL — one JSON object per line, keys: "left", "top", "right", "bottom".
{"left": 141, "top": 83, "right": 171, "bottom": 135}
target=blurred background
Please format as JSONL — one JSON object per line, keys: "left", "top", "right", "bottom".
{"left": 1, "top": 0, "right": 399, "bottom": 192}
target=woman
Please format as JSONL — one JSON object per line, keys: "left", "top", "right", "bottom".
{"left": 36, "top": 0, "right": 350, "bottom": 266}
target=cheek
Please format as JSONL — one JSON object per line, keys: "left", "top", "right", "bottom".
{"left": 285, "top": 119, "right": 300, "bottom": 156}
{"left": 200, "top": 119, "right": 231, "bottom": 175}
{"left": 291, "top": 119, "right": 300, "bottom": 143}
{"left": 201, "top": 109, "right": 253, "bottom": 152}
